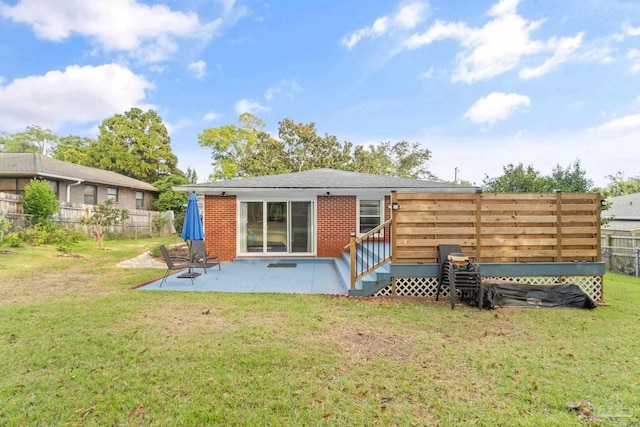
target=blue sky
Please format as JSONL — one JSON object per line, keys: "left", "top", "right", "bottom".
{"left": 1, "top": 0, "right": 639, "bottom": 187}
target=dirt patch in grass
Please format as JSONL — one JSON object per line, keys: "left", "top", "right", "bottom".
{"left": 121, "top": 303, "right": 236, "bottom": 337}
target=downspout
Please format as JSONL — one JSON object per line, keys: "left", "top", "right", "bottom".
{"left": 35, "top": 172, "right": 84, "bottom": 204}
{"left": 66, "top": 179, "right": 83, "bottom": 204}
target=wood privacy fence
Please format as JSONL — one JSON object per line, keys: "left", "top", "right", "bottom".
{"left": 0, "top": 192, "right": 23, "bottom": 215}
{"left": 392, "top": 192, "right": 601, "bottom": 264}
{"left": 601, "top": 235, "right": 640, "bottom": 276}
{"left": 0, "top": 192, "right": 174, "bottom": 236}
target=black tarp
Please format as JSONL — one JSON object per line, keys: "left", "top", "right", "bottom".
{"left": 482, "top": 283, "right": 596, "bottom": 309}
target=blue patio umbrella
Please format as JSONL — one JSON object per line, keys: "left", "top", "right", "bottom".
{"left": 179, "top": 192, "right": 204, "bottom": 278}
{"left": 181, "top": 192, "right": 204, "bottom": 241}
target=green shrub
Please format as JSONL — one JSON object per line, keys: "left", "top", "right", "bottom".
{"left": 3, "top": 232, "right": 23, "bottom": 248}
{"left": 20, "top": 222, "right": 52, "bottom": 245}
{"left": 23, "top": 179, "right": 59, "bottom": 225}
{"left": 149, "top": 246, "right": 162, "bottom": 258}
{"left": 152, "top": 214, "right": 170, "bottom": 235}
{"left": 51, "top": 228, "right": 85, "bottom": 255}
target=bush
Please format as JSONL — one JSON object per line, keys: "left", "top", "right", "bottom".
{"left": 20, "top": 222, "right": 52, "bottom": 245}
{"left": 152, "top": 214, "right": 170, "bottom": 235}
{"left": 2, "top": 232, "right": 23, "bottom": 248}
{"left": 51, "top": 228, "right": 85, "bottom": 255}
{"left": 23, "top": 179, "right": 59, "bottom": 225}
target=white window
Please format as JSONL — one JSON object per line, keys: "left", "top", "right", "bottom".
{"left": 136, "top": 191, "right": 144, "bottom": 208}
{"left": 358, "top": 198, "right": 382, "bottom": 234}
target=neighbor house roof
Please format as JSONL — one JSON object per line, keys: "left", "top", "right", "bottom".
{"left": 175, "top": 168, "right": 478, "bottom": 195}
{"left": 602, "top": 192, "right": 640, "bottom": 231}
{"left": 602, "top": 192, "right": 640, "bottom": 220}
{"left": 0, "top": 152, "right": 157, "bottom": 191}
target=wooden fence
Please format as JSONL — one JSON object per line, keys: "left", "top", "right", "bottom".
{"left": 392, "top": 192, "right": 601, "bottom": 264}
{"left": 0, "top": 192, "right": 174, "bottom": 236}
{"left": 0, "top": 192, "right": 23, "bottom": 215}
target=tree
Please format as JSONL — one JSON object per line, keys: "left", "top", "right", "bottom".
{"left": 483, "top": 164, "right": 552, "bottom": 192}
{"left": 89, "top": 108, "right": 178, "bottom": 183}
{"left": 82, "top": 200, "right": 129, "bottom": 249}
{"left": 51, "top": 135, "right": 94, "bottom": 164}
{"left": 0, "top": 126, "right": 57, "bottom": 153}
{"left": 153, "top": 174, "right": 189, "bottom": 232}
{"left": 548, "top": 160, "right": 593, "bottom": 192}
{"left": 198, "top": 113, "right": 266, "bottom": 180}
{"left": 278, "top": 118, "right": 352, "bottom": 171}
{"left": 349, "top": 141, "right": 435, "bottom": 179}
{"left": 597, "top": 172, "right": 640, "bottom": 197}
{"left": 483, "top": 161, "right": 594, "bottom": 193}
{"left": 185, "top": 167, "right": 199, "bottom": 184}
{"left": 199, "top": 114, "right": 436, "bottom": 180}
{"left": 23, "top": 179, "right": 59, "bottom": 225}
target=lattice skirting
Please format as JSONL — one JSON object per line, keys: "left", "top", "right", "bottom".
{"left": 376, "top": 275, "right": 603, "bottom": 301}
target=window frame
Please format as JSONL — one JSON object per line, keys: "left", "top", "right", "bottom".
{"left": 357, "top": 197, "right": 384, "bottom": 236}
{"left": 135, "top": 191, "right": 144, "bottom": 209}
{"left": 84, "top": 185, "right": 97, "bottom": 205}
{"left": 107, "top": 187, "right": 118, "bottom": 202}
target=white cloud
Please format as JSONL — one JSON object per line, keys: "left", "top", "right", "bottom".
{"left": 264, "top": 79, "right": 302, "bottom": 101}
{"left": 623, "top": 23, "right": 640, "bottom": 36}
{"left": 464, "top": 92, "right": 530, "bottom": 125}
{"left": 0, "top": 64, "right": 153, "bottom": 132}
{"left": 342, "top": 1, "right": 428, "bottom": 49}
{"left": 188, "top": 60, "right": 207, "bottom": 79}
{"left": 519, "top": 32, "right": 584, "bottom": 79}
{"left": 0, "top": 0, "right": 223, "bottom": 62}
{"left": 420, "top": 66, "right": 435, "bottom": 79}
{"left": 234, "top": 99, "right": 269, "bottom": 115}
{"left": 587, "top": 113, "right": 640, "bottom": 136}
{"left": 203, "top": 111, "right": 220, "bottom": 122}
{"left": 403, "top": 0, "right": 603, "bottom": 83}
{"left": 405, "top": 0, "right": 545, "bottom": 83}
{"left": 628, "top": 49, "right": 640, "bottom": 73}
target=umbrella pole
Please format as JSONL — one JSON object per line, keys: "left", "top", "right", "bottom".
{"left": 178, "top": 240, "right": 200, "bottom": 279}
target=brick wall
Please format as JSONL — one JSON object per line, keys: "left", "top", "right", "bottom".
{"left": 317, "top": 195, "right": 357, "bottom": 257}
{"left": 204, "top": 195, "right": 237, "bottom": 261}
{"left": 203, "top": 194, "right": 391, "bottom": 260}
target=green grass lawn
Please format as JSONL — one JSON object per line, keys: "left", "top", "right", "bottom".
{"left": 1, "top": 238, "right": 639, "bottom": 426}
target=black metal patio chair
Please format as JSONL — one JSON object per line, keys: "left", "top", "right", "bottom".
{"left": 435, "top": 244, "right": 482, "bottom": 309}
{"left": 190, "top": 240, "right": 221, "bottom": 274}
{"left": 159, "top": 245, "right": 195, "bottom": 286}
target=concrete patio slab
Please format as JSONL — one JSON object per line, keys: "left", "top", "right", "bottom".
{"left": 137, "top": 258, "right": 349, "bottom": 294}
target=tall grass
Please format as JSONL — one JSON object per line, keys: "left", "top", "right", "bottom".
{"left": 0, "top": 239, "right": 638, "bottom": 425}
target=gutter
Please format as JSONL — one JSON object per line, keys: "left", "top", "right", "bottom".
{"left": 35, "top": 172, "right": 84, "bottom": 204}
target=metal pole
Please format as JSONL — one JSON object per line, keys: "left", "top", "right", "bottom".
{"left": 635, "top": 247, "right": 639, "bottom": 278}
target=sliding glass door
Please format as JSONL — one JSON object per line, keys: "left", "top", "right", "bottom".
{"left": 239, "top": 200, "right": 314, "bottom": 254}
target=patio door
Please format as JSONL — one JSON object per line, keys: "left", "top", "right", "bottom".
{"left": 239, "top": 200, "right": 314, "bottom": 254}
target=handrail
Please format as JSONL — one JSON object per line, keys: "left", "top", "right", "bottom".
{"left": 349, "top": 219, "right": 392, "bottom": 289}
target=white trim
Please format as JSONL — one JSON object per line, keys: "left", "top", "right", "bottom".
{"left": 356, "top": 197, "right": 384, "bottom": 236}
{"left": 236, "top": 197, "right": 317, "bottom": 257}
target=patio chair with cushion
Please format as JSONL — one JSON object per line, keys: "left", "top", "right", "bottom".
{"left": 435, "top": 244, "right": 482, "bottom": 309}
{"left": 190, "top": 239, "right": 221, "bottom": 274}
{"left": 159, "top": 244, "right": 195, "bottom": 286}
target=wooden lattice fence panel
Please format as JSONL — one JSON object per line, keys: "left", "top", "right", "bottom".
{"left": 379, "top": 275, "right": 602, "bottom": 301}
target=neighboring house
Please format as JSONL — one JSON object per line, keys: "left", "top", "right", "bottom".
{"left": 175, "top": 168, "right": 477, "bottom": 262}
{"left": 0, "top": 152, "right": 158, "bottom": 210}
{"left": 602, "top": 192, "right": 640, "bottom": 236}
